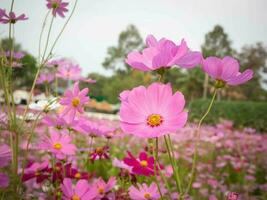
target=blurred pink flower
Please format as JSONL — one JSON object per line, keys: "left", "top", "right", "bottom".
{"left": 56, "top": 62, "right": 82, "bottom": 81}
{"left": 202, "top": 56, "right": 253, "bottom": 87}
{"left": 36, "top": 73, "right": 55, "bottom": 84}
{"left": 46, "top": 0, "right": 69, "bottom": 18}
{"left": 0, "top": 144, "right": 11, "bottom": 167}
{"left": 0, "top": 11, "right": 28, "bottom": 24}
{"left": 93, "top": 177, "right": 116, "bottom": 199}
{"left": 126, "top": 34, "right": 202, "bottom": 71}
{"left": 22, "top": 161, "right": 50, "bottom": 183}
{"left": 90, "top": 146, "right": 109, "bottom": 162}
{"left": 61, "top": 178, "right": 97, "bottom": 200}
{"left": 0, "top": 173, "right": 9, "bottom": 188}
{"left": 60, "top": 82, "right": 89, "bottom": 121}
{"left": 129, "top": 182, "right": 161, "bottom": 200}
{"left": 119, "top": 83, "right": 187, "bottom": 138}
{"left": 39, "top": 130, "right": 76, "bottom": 159}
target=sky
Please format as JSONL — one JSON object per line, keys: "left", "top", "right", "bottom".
{"left": 1, "top": 0, "right": 267, "bottom": 76}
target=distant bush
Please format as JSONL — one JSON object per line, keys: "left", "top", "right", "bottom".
{"left": 188, "top": 100, "right": 267, "bottom": 132}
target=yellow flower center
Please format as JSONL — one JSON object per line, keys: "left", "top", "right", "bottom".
{"left": 147, "top": 114, "right": 163, "bottom": 127}
{"left": 140, "top": 160, "right": 148, "bottom": 167}
{"left": 215, "top": 79, "right": 226, "bottom": 88}
{"left": 72, "top": 98, "right": 80, "bottom": 107}
{"left": 98, "top": 186, "right": 104, "bottom": 194}
{"left": 53, "top": 143, "right": 62, "bottom": 150}
{"left": 74, "top": 172, "right": 81, "bottom": 179}
{"left": 71, "top": 195, "right": 80, "bottom": 200}
{"left": 96, "top": 147, "right": 103, "bottom": 154}
{"left": 35, "top": 171, "right": 40, "bottom": 176}
{"left": 144, "top": 192, "right": 151, "bottom": 199}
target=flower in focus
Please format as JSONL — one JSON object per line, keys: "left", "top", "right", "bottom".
{"left": 0, "top": 144, "right": 11, "bottom": 167}
{"left": 60, "top": 82, "right": 89, "bottom": 121}
{"left": 128, "top": 183, "right": 161, "bottom": 200}
{"left": 61, "top": 178, "right": 97, "bottom": 200}
{"left": 90, "top": 146, "right": 109, "bottom": 162}
{"left": 46, "top": 0, "right": 69, "bottom": 18}
{"left": 22, "top": 161, "right": 50, "bottom": 183}
{"left": 56, "top": 62, "right": 82, "bottom": 81}
{"left": 36, "top": 73, "right": 55, "bottom": 84}
{"left": 0, "top": 173, "right": 9, "bottom": 188}
{"left": 0, "top": 11, "right": 28, "bottom": 24}
{"left": 119, "top": 83, "right": 187, "bottom": 138}
{"left": 39, "top": 130, "right": 76, "bottom": 159}
{"left": 93, "top": 177, "right": 116, "bottom": 199}
{"left": 126, "top": 34, "right": 202, "bottom": 71}
{"left": 123, "top": 151, "right": 157, "bottom": 176}
{"left": 202, "top": 56, "right": 253, "bottom": 87}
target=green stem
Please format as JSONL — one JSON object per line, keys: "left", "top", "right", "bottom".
{"left": 185, "top": 89, "right": 217, "bottom": 195}
{"left": 41, "top": 16, "right": 54, "bottom": 62}
{"left": 38, "top": 11, "right": 50, "bottom": 63}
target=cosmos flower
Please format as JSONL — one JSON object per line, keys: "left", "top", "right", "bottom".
{"left": 202, "top": 56, "right": 253, "bottom": 87}
{"left": 61, "top": 178, "right": 97, "bottom": 200}
{"left": 90, "top": 146, "right": 109, "bottom": 162}
{"left": 128, "top": 183, "right": 161, "bottom": 200}
{"left": 65, "top": 163, "right": 90, "bottom": 180}
{"left": 0, "top": 144, "right": 11, "bottom": 167}
{"left": 56, "top": 63, "right": 82, "bottom": 81}
{"left": 126, "top": 34, "right": 202, "bottom": 71}
{"left": 36, "top": 73, "right": 55, "bottom": 84}
{"left": 92, "top": 177, "right": 116, "bottom": 200}
{"left": 46, "top": 0, "right": 69, "bottom": 18}
{"left": 119, "top": 83, "right": 187, "bottom": 138}
{"left": 123, "top": 151, "right": 157, "bottom": 176}
{"left": 22, "top": 161, "right": 50, "bottom": 183}
{"left": 42, "top": 114, "right": 67, "bottom": 130}
{"left": 39, "top": 130, "right": 76, "bottom": 159}
{"left": 60, "top": 82, "right": 89, "bottom": 121}
{"left": 0, "top": 173, "right": 9, "bottom": 188}
{"left": 0, "top": 11, "right": 28, "bottom": 24}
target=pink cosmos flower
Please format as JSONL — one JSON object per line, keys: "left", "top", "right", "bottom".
{"left": 5, "top": 51, "right": 25, "bottom": 60}
{"left": 61, "top": 178, "right": 97, "bottom": 200}
{"left": 0, "top": 173, "right": 9, "bottom": 188}
{"left": 42, "top": 114, "right": 67, "bottom": 130}
{"left": 60, "top": 82, "right": 89, "bottom": 121}
{"left": 128, "top": 183, "right": 161, "bottom": 200}
{"left": 0, "top": 144, "right": 11, "bottom": 167}
{"left": 36, "top": 73, "right": 55, "bottom": 84}
{"left": 126, "top": 34, "right": 202, "bottom": 71}
{"left": 39, "top": 130, "right": 76, "bottom": 159}
{"left": 119, "top": 82, "right": 187, "bottom": 138}
{"left": 202, "top": 56, "right": 253, "bottom": 87}
{"left": 56, "top": 63, "right": 82, "bottom": 81}
{"left": 46, "top": 0, "right": 69, "bottom": 18}
{"left": 22, "top": 161, "right": 50, "bottom": 183}
{"left": 123, "top": 151, "right": 157, "bottom": 176}
{"left": 90, "top": 146, "right": 109, "bottom": 162}
{"left": 65, "top": 163, "right": 90, "bottom": 180}
{"left": 93, "top": 177, "right": 116, "bottom": 199}
{"left": 0, "top": 11, "right": 28, "bottom": 24}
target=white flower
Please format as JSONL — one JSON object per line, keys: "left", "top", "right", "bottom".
{"left": 29, "top": 98, "right": 60, "bottom": 112}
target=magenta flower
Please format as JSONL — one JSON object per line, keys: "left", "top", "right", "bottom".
{"left": 119, "top": 83, "right": 187, "bottom": 138}
{"left": 202, "top": 56, "right": 253, "bottom": 87}
{"left": 22, "top": 161, "right": 50, "bottom": 183}
{"left": 92, "top": 177, "right": 116, "bottom": 199}
{"left": 126, "top": 34, "right": 202, "bottom": 71}
{"left": 0, "top": 173, "right": 9, "bottom": 188}
{"left": 46, "top": 0, "right": 69, "bottom": 18}
{"left": 129, "top": 183, "right": 161, "bottom": 200}
{"left": 39, "top": 130, "right": 76, "bottom": 159}
{"left": 0, "top": 144, "right": 11, "bottom": 167}
{"left": 0, "top": 11, "right": 28, "bottom": 24}
{"left": 123, "top": 151, "right": 157, "bottom": 176}
{"left": 36, "top": 73, "right": 55, "bottom": 84}
{"left": 90, "top": 146, "right": 110, "bottom": 162}
{"left": 60, "top": 82, "right": 89, "bottom": 121}
{"left": 65, "top": 163, "right": 90, "bottom": 180}
{"left": 61, "top": 178, "right": 97, "bottom": 200}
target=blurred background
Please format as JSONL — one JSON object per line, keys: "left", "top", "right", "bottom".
{"left": 0, "top": 0, "right": 267, "bottom": 131}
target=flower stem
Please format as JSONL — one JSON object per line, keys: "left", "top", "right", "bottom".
{"left": 185, "top": 89, "right": 217, "bottom": 195}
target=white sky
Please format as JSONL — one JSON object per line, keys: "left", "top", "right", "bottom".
{"left": 1, "top": 0, "right": 267, "bottom": 76}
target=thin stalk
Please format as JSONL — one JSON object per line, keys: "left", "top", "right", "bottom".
{"left": 185, "top": 89, "right": 217, "bottom": 195}
{"left": 38, "top": 11, "right": 50, "bottom": 63}
{"left": 41, "top": 16, "right": 54, "bottom": 62}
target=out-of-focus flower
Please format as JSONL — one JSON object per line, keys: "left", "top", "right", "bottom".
{"left": 39, "top": 130, "right": 76, "bottom": 159}
{"left": 0, "top": 11, "right": 28, "bottom": 24}
{"left": 22, "top": 161, "right": 50, "bottom": 183}
{"left": 60, "top": 82, "right": 89, "bottom": 121}
{"left": 61, "top": 178, "right": 97, "bottom": 200}
{"left": 36, "top": 73, "right": 55, "bottom": 84}
{"left": 126, "top": 34, "right": 202, "bottom": 71}
{"left": 42, "top": 114, "right": 67, "bottom": 130}
{"left": 46, "top": 0, "right": 69, "bottom": 18}
{"left": 56, "top": 63, "right": 82, "bottom": 81}
{"left": 202, "top": 56, "right": 253, "bottom": 87}
{"left": 29, "top": 98, "right": 60, "bottom": 112}
{"left": 123, "top": 151, "right": 157, "bottom": 176}
{"left": 119, "top": 83, "right": 187, "bottom": 138}
{"left": 0, "top": 144, "right": 11, "bottom": 167}
{"left": 65, "top": 163, "right": 90, "bottom": 180}
{"left": 0, "top": 173, "right": 9, "bottom": 188}
{"left": 90, "top": 146, "right": 109, "bottom": 162}
{"left": 112, "top": 158, "right": 133, "bottom": 173}
{"left": 93, "top": 177, "right": 116, "bottom": 199}
{"left": 81, "top": 78, "right": 97, "bottom": 84}
{"left": 128, "top": 182, "right": 161, "bottom": 200}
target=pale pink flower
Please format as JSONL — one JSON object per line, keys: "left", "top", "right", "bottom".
{"left": 0, "top": 144, "right": 11, "bottom": 167}
{"left": 129, "top": 183, "right": 161, "bottom": 200}
{"left": 56, "top": 63, "right": 82, "bottom": 81}
{"left": 93, "top": 177, "right": 116, "bottom": 199}
{"left": 46, "top": 0, "right": 69, "bottom": 18}
{"left": 36, "top": 73, "right": 55, "bottom": 84}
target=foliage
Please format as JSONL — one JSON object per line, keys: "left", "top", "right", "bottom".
{"left": 189, "top": 99, "right": 267, "bottom": 132}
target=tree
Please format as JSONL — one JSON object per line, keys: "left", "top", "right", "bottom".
{"left": 102, "top": 24, "right": 144, "bottom": 73}
{"left": 201, "top": 25, "right": 235, "bottom": 99}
